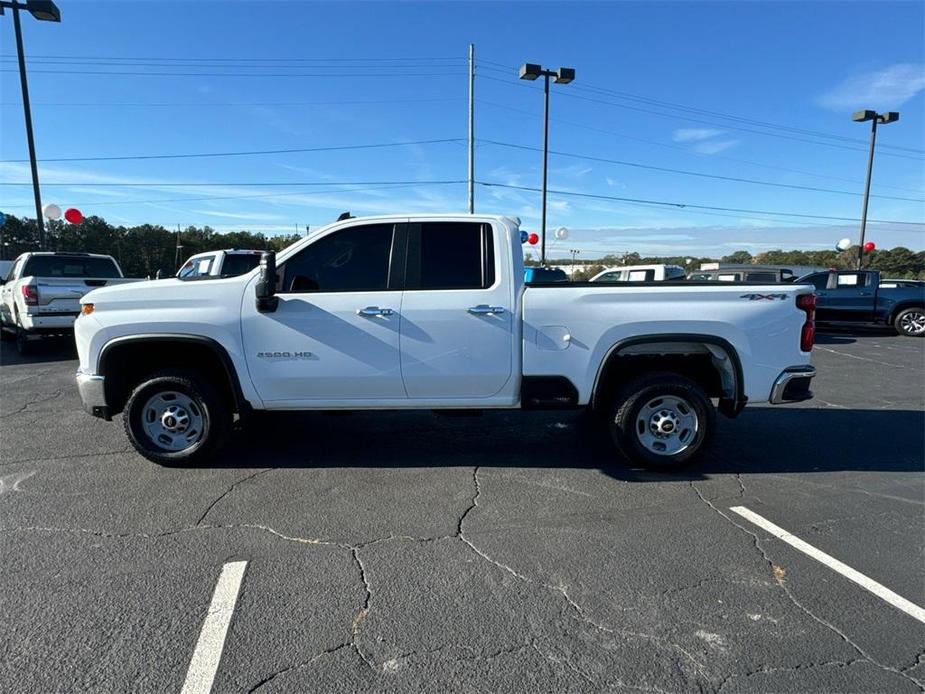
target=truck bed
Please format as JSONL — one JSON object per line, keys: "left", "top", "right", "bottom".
{"left": 522, "top": 281, "right": 812, "bottom": 404}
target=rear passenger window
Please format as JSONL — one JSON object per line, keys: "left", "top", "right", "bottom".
{"left": 627, "top": 270, "right": 654, "bottom": 281}
{"left": 408, "top": 222, "right": 494, "bottom": 290}
{"left": 746, "top": 272, "right": 776, "bottom": 282}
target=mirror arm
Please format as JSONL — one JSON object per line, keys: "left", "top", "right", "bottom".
{"left": 256, "top": 251, "right": 279, "bottom": 313}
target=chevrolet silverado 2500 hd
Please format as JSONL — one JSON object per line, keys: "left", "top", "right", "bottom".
{"left": 1, "top": 252, "right": 140, "bottom": 355}
{"left": 74, "top": 214, "right": 817, "bottom": 469}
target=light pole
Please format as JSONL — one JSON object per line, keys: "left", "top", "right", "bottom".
{"left": 519, "top": 62, "right": 575, "bottom": 266}
{"left": 852, "top": 109, "right": 899, "bottom": 269}
{"left": 0, "top": 0, "right": 60, "bottom": 251}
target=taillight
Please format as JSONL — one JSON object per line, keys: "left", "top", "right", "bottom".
{"left": 21, "top": 284, "right": 38, "bottom": 307}
{"left": 797, "top": 293, "right": 815, "bottom": 352}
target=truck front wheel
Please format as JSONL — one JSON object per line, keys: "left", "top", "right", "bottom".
{"left": 608, "top": 372, "right": 714, "bottom": 471}
{"left": 123, "top": 369, "right": 231, "bottom": 466}
{"left": 894, "top": 308, "right": 925, "bottom": 337}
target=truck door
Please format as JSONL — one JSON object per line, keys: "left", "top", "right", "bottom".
{"left": 398, "top": 221, "right": 514, "bottom": 399}
{"left": 241, "top": 222, "right": 406, "bottom": 404}
{"left": 816, "top": 271, "right": 876, "bottom": 322}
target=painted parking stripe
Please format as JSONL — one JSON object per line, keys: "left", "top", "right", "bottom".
{"left": 180, "top": 561, "right": 248, "bottom": 694}
{"left": 729, "top": 506, "right": 925, "bottom": 625}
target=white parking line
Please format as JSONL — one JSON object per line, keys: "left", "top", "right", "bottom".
{"left": 180, "top": 561, "right": 248, "bottom": 694}
{"left": 729, "top": 506, "right": 925, "bottom": 625}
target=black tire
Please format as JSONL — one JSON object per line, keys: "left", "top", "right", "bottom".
{"left": 123, "top": 369, "right": 231, "bottom": 466}
{"left": 894, "top": 307, "right": 925, "bottom": 337}
{"left": 0, "top": 322, "right": 14, "bottom": 342}
{"left": 15, "top": 326, "right": 35, "bottom": 356}
{"left": 608, "top": 372, "right": 715, "bottom": 471}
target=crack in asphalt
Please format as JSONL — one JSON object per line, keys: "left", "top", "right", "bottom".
{"left": 689, "top": 481, "right": 925, "bottom": 693}
{"left": 0, "top": 389, "right": 63, "bottom": 419}
{"left": 195, "top": 468, "right": 278, "bottom": 526}
{"left": 246, "top": 642, "right": 352, "bottom": 693}
{"left": 715, "top": 659, "right": 864, "bottom": 693}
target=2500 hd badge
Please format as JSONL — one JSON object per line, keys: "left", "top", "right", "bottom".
{"left": 256, "top": 351, "right": 316, "bottom": 359}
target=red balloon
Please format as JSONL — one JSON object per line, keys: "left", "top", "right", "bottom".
{"left": 527, "top": 233, "right": 539, "bottom": 245}
{"left": 64, "top": 208, "right": 84, "bottom": 224}
{"left": 863, "top": 241, "right": 876, "bottom": 252}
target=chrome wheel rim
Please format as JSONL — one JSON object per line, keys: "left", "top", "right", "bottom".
{"left": 635, "top": 395, "right": 699, "bottom": 456}
{"left": 899, "top": 311, "right": 925, "bottom": 335}
{"left": 140, "top": 391, "right": 205, "bottom": 452}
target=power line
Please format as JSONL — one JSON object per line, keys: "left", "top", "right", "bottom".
{"left": 0, "top": 53, "right": 464, "bottom": 62}
{"left": 0, "top": 138, "right": 466, "bottom": 163}
{"left": 0, "top": 181, "right": 468, "bottom": 209}
{"left": 0, "top": 68, "right": 467, "bottom": 78}
{"left": 476, "top": 181, "right": 925, "bottom": 226}
{"left": 476, "top": 64, "right": 923, "bottom": 155}
{"left": 0, "top": 97, "right": 464, "bottom": 107}
{"left": 475, "top": 99, "right": 925, "bottom": 195}
{"left": 477, "top": 73, "right": 923, "bottom": 161}
{"left": 1, "top": 179, "right": 468, "bottom": 188}
{"left": 480, "top": 139, "right": 924, "bottom": 203}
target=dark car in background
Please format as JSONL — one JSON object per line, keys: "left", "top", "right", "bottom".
{"left": 798, "top": 269, "right": 925, "bottom": 337}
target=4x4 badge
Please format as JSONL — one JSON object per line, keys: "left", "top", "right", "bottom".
{"left": 740, "top": 293, "right": 788, "bottom": 301}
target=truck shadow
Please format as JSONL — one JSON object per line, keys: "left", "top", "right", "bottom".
{"left": 218, "top": 406, "right": 924, "bottom": 480}
{"left": 0, "top": 338, "right": 76, "bottom": 365}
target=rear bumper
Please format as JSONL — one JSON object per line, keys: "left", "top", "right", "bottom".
{"left": 769, "top": 365, "right": 816, "bottom": 404}
{"left": 76, "top": 371, "right": 110, "bottom": 420}
{"left": 20, "top": 312, "right": 79, "bottom": 332}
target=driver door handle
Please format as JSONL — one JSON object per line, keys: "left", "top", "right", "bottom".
{"left": 468, "top": 305, "right": 505, "bottom": 315}
{"left": 357, "top": 306, "right": 394, "bottom": 317}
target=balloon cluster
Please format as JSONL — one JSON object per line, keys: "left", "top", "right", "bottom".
{"left": 835, "top": 238, "right": 876, "bottom": 253}
{"left": 42, "top": 204, "right": 84, "bottom": 224}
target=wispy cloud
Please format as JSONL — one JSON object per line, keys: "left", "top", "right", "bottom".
{"left": 693, "top": 139, "right": 740, "bottom": 155}
{"left": 817, "top": 63, "right": 925, "bottom": 111}
{"left": 189, "top": 210, "right": 287, "bottom": 221}
{"left": 672, "top": 128, "right": 725, "bottom": 142}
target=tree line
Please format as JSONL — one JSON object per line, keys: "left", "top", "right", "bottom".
{"left": 529, "top": 247, "right": 925, "bottom": 280}
{"left": 3, "top": 214, "right": 923, "bottom": 280}
{"left": 0, "top": 215, "right": 301, "bottom": 278}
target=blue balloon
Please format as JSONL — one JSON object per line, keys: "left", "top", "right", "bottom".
{"left": 520, "top": 230, "right": 528, "bottom": 244}
{"left": 0, "top": 212, "right": 5, "bottom": 226}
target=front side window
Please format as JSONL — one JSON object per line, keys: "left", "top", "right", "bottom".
{"left": 746, "top": 272, "right": 776, "bottom": 282}
{"left": 178, "top": 256, "right": 214, "bottom": 279}
{"left": 596, "top": 271, "right": 623, "bottom": 282}
{"left": 407, "top": 222, "right": 494, "bottom": 290}
{"left": 279, "top": 223, "right": 394, "bottom": 292}
{"left": 220, "top": 253, "right": 262, "bottom": 277}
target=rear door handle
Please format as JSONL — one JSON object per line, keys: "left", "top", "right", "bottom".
{"left": 468, "top": 305, "right": 505, "bottom": 315}
{"left": 357, "top": 306, "right": 394, "bottom": 317}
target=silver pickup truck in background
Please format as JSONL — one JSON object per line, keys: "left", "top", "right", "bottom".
{"left": 0, "top": 252, "right": 141, "bottom": 355}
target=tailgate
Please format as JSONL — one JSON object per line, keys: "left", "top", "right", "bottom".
{"left": 27, "top": 277, "right": 122, "bottom": 314}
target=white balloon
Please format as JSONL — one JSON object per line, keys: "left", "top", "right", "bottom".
{"left": 555, "top": 227, "right": 568, "bottom": 241}
{"left": 835, "top": 237, "right": 852, "bottom": 251}
{"left": 43, "top": 203, "right": 61, "bottom": 220}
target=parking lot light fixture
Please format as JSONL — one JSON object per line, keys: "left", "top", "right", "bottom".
{"left": 852, "top": 109, "right": 899, "bottom": 269}
{"left": 0, "top": 0, "right": 61, "bottom": 251}
{"left": 519, "top": 62, "right": 576, "bottom": 265}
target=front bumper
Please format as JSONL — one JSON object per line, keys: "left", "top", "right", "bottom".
{"left": 769, "top": 365, "right": 816, "bottom": 404}
{"left": 76, "top": 371, "right": 110, "bottom": 420}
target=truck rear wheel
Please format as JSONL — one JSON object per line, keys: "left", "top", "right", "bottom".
{"left": 894, "top": 308, "right": 925, "bottom": 337}
{"left": 123, "top": 369, "right": 231, "bottom": 466}
{"left": 608, "top": 372, "right": 714, "bottom": 471}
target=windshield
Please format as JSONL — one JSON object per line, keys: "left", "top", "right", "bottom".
{"left": 22, "top": 255, "right": 121, "bottom": 279}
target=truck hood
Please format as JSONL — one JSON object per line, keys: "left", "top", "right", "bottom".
{"left": 82, "top": 275, "right": 251, "bottom": 308}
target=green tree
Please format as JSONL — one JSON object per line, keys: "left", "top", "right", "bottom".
{"left": 721, "top": 250, "right": 753, "bottom": 264}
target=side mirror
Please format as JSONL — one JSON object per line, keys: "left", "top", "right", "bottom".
{"left": 155, "top": 268, "right": 168, "bottom": 280}
{"left": 256, "top": 251, "right": 278, "bottom": 313}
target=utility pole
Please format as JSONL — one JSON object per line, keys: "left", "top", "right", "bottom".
{"left": 467, "top": 43, "right": 475, "bottom": 214}
{"left": 174, "top": 224, "right": 183, "bottom": 270}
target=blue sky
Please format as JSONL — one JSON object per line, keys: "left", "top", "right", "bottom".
{"left": 1, "top": 0, "right": 923, "bottom": 259}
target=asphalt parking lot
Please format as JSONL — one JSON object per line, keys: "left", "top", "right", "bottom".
{"left": 1, "top": 331, "right": 923, "bottom": 693}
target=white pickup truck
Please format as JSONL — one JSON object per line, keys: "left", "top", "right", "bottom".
{"left": 74, "top": 214, "right": 817, "bottom": 470}
{"left": 1, "top": 252, "right": 139, "bottom": 355}
{"left": 177, "top": 249, "right": 264, "bottom": 280}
